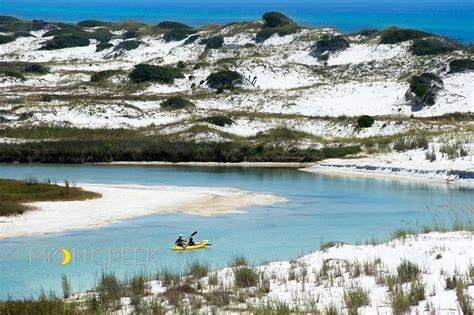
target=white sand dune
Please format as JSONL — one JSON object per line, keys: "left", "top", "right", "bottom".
{"left": 0, "top": 184, "right": 286, "bottom": 239}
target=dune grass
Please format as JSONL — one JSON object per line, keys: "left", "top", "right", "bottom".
{"left": 0, "top": 179, "right": 100, "bottom": 216}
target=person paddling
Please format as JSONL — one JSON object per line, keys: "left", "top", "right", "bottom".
{"left": 187, "top": 237, "right": 195, "bottom": 246}
{"left": 175, "top": 234, "right": 185, "bottom": 247}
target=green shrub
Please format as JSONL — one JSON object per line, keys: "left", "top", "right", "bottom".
{"left": 202, "top": 115, "right": 234, "bottom": 126}
{"left": 409, "top": 73, "right": 442, "bottom": 98}
{"left": 255, "top": 24, "right": 299, "bottom": 42}
{"left": 13, "top": 31, "right": 33, "bottom": 38}
{"left": 357, "top": 29, "right": 379, "bottom": 36}
{"left": 42, "top": 27, "right": 85, "bottom": 38}
{"left": 184, "top": 34, "right": 200, "bottom": 45}
{"left": 114, "top": 40, "right": 142, "bottom": 51}
{"left": 24, "top": 64, "right": 49, "bottom": 74}
{"left": 410, "top": 38, "right": 459, "bottom": 56}
{"left": 157, "top": 21, "right": 192, "bottom": 30}
{"left": 2, "top": 70, "right": 26, "bottom": 80}
{"left": 262, "top": 11, "right": 293, "bottom": 28}
{"left": 129, "top": 64, "right": 184, "bottom": 83}
{"left": 123, "top": 29, "right": 139, "bottom": 39}
{"left": 311, "top": 35, "right": 350, "bottom": 57}
{"left": 449, "top": 59, "right": 474, "bottom": 73}
{"left": 89, "top": 28, "right": 113, "bottom": 43}
{"left": 234, "top": 267, "right": 257, "bottom": 288}
{"left": 357, "top": 115, "right": 375, "bottom": 128}
{"left": 96, "top": 42, "right": 113, "bottom": 52}
{"left": 0, "top": 35, "right": 15, "bottom": 44}
{"left": 163, "top": 28, "right": 195, "bottom": 42}
{"left": 201, "top": 35, "right": 224, "bottom": 49}
{"left": 40, "top": 34, "right": 90, "bottom": 50}
{"left": 91, "top": 70, "right": 119, "bottom": 82}
{"left": 41, "top": 95, "right": 53, "bottom": 102}
{"left": 77, "top": 20, "right": 111, "bottom": 27}
{"left": 206, "top": 70, "right": 243, "bottom": 89}
{"left": 379, "top": 27, "right": 431, "bottom": 44}
{"left": 161, "top": 96, "right": 195, "bottom": 110}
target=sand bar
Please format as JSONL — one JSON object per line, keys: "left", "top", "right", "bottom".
{"left": 0, "top": 184, "right": 286, "bottom": 239}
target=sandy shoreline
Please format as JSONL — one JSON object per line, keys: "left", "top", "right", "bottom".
{"left": 301, "top": 164, "right": 474, "bottom": 187}
{"left": 96, "top": 161, "right": 316, "bottom": 168}
{"left": 0, "top": 184, "right": 286, "bottom": 239}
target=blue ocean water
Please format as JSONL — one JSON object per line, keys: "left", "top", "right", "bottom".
{"left": 0, "top": 164, "right": 472, "bottom": 298}
{"left": 1, "top": 0, "right": 473, "bottom": 42}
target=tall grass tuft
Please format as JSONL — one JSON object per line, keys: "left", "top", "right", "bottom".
{"left": 396, "top": 260, "right": 420, "bottom": 283}
{"left": 186, "top": 261, "right": 209, "bottom": 279}
{"left": 61, "top": 273, "right": 71, "bottom": 299}
{"left": 229, "top": 255, "right": 248, "bottom": 267}
{"left": 234, "top": 266, "right": 258, "bottom": 288}
{"left": 343, "top": 285, "right": 370, "bottom": 315}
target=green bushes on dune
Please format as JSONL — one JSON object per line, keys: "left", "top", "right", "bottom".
{"left": 161, "top": 96, "right": 195, "bottom": 110}
{"left": 77, "top": 20, "right": 112, "bottom": 27}
{"left": 96, "top": 42, "right": 113, "bottom": 52}
{"left": 357, "top": 115, "right": 375, "bottom": 128}
{"left": 40, "top": 34, "right": 90, "bottom": 50}
{"left": 201, "top": 35, "right": 224, "bottom": 49}
{"left": 24, "top": 64, "right": 49, "bottom": 74}
{"left": 206, "top": 70, "right": 243, "bottom": 90}
{"left": 90, "top": 70, "right": 120, "bottom": 82}
{"left": 114, "top": 40, "right": 142, "bottom": 51}
{"left": 410, "top": 38, "right": 460, "bottom": 56}
{"left": 449, "top": 59, "right": 474, "bottom": 73}
{"left": 129, "top": 64, "right": 184, "bottom": 84}
{"left": 0, "top": 35, "right": 15, "bottom": 44}
{"left": 255, "top": 11, "right": 299, "bottom": 43}
{"left": 379, "top": 27, "right": 431, "bottom": 44}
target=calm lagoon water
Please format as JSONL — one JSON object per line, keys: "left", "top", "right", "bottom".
{"left": 1, "top": 0, "right": 473, "bottom": 42}
{"left": 0, "top": 164, "right": 472, "bottom": 298}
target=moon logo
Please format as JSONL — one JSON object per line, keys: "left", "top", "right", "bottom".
{"left": 61, "top": 248, "right": 71, "bottom": 265}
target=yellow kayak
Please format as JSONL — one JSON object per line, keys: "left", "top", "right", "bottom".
{"left": 172, "top": 240, "right": 209, "bottom": 250}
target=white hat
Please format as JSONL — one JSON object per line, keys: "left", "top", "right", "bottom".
{"left": 179, "top": 234, "right": 183, "bottom": 237}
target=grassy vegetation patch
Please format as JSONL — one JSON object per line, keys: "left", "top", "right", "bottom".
{"left": 114, "top": 40, "right": 142, "bottom": 51}
{"left": 96, "top": 42, "right": 113, "bottom": 52}
{"left": 161, "top": 96, "right": 195, "bottom": 110}
{"left": 449, "top": 59, "right": 474, "bottom": 73}
{"left": 40, "top": 34, "right": 90, "bottom": 50}
{"left": 379, "top": 27, "right": 431, "bottom": 44}
{"left": 77, "top": 20, "right": 113, "bottom": 28}
{"left": 24, "top": 63, "right": 50, "bottom": 74}
{"left": 0, "top": 178, "right": 100, "bottom": 216}
{"left": 201, "top": 115, "right": 234, "bottom": 126}
{"left": 129, "top": 64, "right": 184, "bottom": 84}
{"left": 90, "top": 70, "right": 120, "bottom": 82}
{"left": 201, "top": 35, "right": 224, "bottom": 49}
{"left": 410, "top": 38, "right": 460, "bottom": 56}
{"left": 310, "top": 35, "right": 350, "bottom": 57}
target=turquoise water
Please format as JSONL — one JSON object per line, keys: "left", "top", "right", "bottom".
{"left": 1, "top": 0, "right": 473, "bottom": 42}
{"left": 0, "top": 164, "right": 472, "bottom": 298}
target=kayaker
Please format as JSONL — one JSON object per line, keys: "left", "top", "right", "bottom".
{"left": 175, "top": 234, "right": 185, "bottom": 247}
{"left": 187, "top": 237, "right": 195, "bottom": 246}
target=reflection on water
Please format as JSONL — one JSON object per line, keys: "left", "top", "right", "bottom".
{"left": 0, "top": 164, "right": 472, "bottom": 298}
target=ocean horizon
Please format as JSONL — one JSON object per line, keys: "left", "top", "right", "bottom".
{"left": 1, "top": 0, "right": 473, "bottom": 43}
